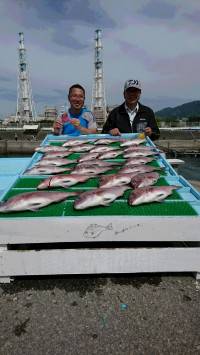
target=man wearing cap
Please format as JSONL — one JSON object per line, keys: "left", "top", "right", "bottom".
{"left": 102, "top": 79, "right": 160, "bottom": 140}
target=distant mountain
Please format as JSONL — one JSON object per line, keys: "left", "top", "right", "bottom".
{"left": 155, "top": 100, "right": 200, "bottom": 119}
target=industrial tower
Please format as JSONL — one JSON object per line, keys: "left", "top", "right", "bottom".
{"left": 91, "top": 29, "right": 107, "bottom": 129}
{"left": 16, "top": 32, "right": 37, "bottom": 123}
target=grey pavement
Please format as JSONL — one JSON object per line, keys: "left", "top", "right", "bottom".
{"left": 0, "top": 274, "right": 200, "bottom": 355}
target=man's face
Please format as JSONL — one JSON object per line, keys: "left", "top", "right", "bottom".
{"left": 68, "top": 88, "right": 85, "bottom": 111}
{"left": 124, "top": 87, "right": 141, "bottom": 106}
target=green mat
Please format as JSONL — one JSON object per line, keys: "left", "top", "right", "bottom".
{"left": 0, "top": 183, "right": 195, "bottom": 219}
{"left": 13, "top": 173, "right": 170, "bottom": 188}
{"left": 0, "top": 199, "right": 197, "bottom": 218}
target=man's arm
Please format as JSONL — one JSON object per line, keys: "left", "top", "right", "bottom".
{"left": 71, "top": 111, "right": 97, "bottom": 135}
{"left": 53, "top": 117, "right": 63, "bottom": 135}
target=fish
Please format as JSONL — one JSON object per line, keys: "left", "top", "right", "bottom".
{"left": 90, "top": 146, "right": 118, "bottom": 153}
{"left": 37, "top": 174, "right": 91, "bottom": 189}
{"left": 83, "top": 223, "right": 113, "bottom": 238}
{"left": 99, "top": 173, "right": 138, "bottom": 188}
{"left": 124, "top": 157, "right": 154, "bottom": 165}
{"left": 62, "top": 139, "right": 91, "bottom": 147}
{"left": 42, "top": 151, "right": 72, "bottom": 158}
{"left": 128, "top": 185, "right": 179, "bottom": 206}
{"left": 35, "top": 146, "right": 68, "bottom": 153}
{"left": 130, "top": 172, "right": 160, "bottom": 189}
{"left": 68, "top": 144, "right": 93, "bottom": 152}
{"left": 93, "top": 139, "right": 117, "bottom": 145}
{"left": 120, "top": 138, "right": 146, "bottom": 147}
{"left": 120, "top": 165, "right": 162, "bottom": 174}
{"left": 77, "top": 159, "right": 121, "bottom": 167}
{"left": 78, "top": 152, "right": 99, "bottom": 162}
{"left": 123, "top": 146, "right": 156, "bottom": 153}
{"left": 24, "top": 166, "right": 71, "bottom": 175}
{"left": 71, "top": 166, "right": 111, "bottom": 175}
{"left": 0, "top": 191, "right": 78, "bottom": 213}
{"left": 35, "top": 158, "right": 76, "bottom": 167}
{"left": 123, "top": 150, "right": 159, "bottom": 158}
{"left": 74, "top": 186, "right": 129, "bottom": 210}
{"left": 98, "top": 150, "right": 124, "bottom": 159}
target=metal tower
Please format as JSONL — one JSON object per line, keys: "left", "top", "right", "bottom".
{"left": 91, "top": 29, "right": 107, "bottom": 129}
{"left": 16, "top": 32, "right": 37, "bottom": 123}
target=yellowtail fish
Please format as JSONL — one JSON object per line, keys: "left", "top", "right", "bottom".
{"left": 0, "top": 191, "right": 78, "bottom": 213}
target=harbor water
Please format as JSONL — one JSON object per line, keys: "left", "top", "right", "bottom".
{"left": 177, "top": 156, "right": 200, "bottom": 181}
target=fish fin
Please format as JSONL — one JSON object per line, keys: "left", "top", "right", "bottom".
{"left": 28, "top": 207, "right": 40, "bottom": 211}
{"left": 102, "top": 202, "right": 111, "bottom": 206}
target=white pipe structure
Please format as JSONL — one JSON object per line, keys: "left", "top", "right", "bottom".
{"left": 91, "top": 29, "right": 107, "bottom": 129}
{"left": 16, "top": 32, "right": 37, "bottom": 123}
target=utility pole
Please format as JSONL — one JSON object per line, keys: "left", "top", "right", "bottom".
{"left": 91, "top": 29, "right": 107, "bottom": 129}
{"left": 16, "top": 32, "right": 37, "bottom": 123}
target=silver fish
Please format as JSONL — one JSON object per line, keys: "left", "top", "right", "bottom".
{"left": 71, "top": 166, "right": 111, "bottom": 175}
{"left": 99, "top": 173, "right": 138, "bottom": 188}
{"left": 98, "top": 150, "right": 123, "bottom": 159}
{"left": 123, "top": 150, "right": 159, "bottom": 158}
{"left": 78, "top": 152, "right": 99, "bottom": 162}
{"left": 42, "top": 151, "right": 72, "bottom": 158}
{"left": 24, "top": 166, "right": 71, "bottom": 175}
{"left": 123, "top": 146, "right": 156, "bottom": 153}
{"left": 77, "top": 159, "right": 121, "bottom": 167}
{"left": 37, "top": 174, "right": 91, "bottom": 189}
{"left": 130, "top": 172, "right": 160, "bottom": 189}
{"left": 0, "top": 191, "right": 78, "bottom": 213}
{"left": 62, "top": 139, "right": 91, "bottom": 147}
{"left": 68, "top": 144, "right": 93, "bottom": 152}
{"left": 120, "top": 165, "right": 161, "bottom": 174}
{"left": 35, "top": 158, "right": 76, "bottom": 167}
{"left": 120, "top": 138, "right": 146, "bottom": 147}
{"left": 124, "top": 157, "right": 154, "bottom": 165}
{"left": 74, "top": 186, "right": 128, "bottom": 210}
{"left": 129, "top": 185, "right": 179, "bottom": 205}
{"left": 35, "top": 146, "right": 68, "bottom": 153}
{"left": 90, "top": 146, "right": 118, "bottom": 153}
{"left": 93, "top": 139, "right": 116, "bottom": 145}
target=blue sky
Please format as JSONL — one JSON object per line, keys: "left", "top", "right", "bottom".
{"left": 0, "top": 0, "right": 200, "bottom": 117}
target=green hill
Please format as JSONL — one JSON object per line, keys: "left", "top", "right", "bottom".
{"left": 156, "top": 101, "right": 200, "bottom": 119}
